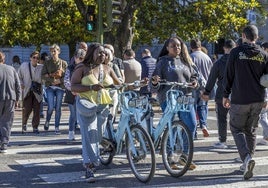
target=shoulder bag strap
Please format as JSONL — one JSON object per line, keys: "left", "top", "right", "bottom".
{"left": 98, "top": 64, "right": 104, "bottom": 83}
{"left": 97, "top": 64, "right": 104, "bottom": 103}
{"left": 28, "top": 62, "right": 32, "bottom": 81}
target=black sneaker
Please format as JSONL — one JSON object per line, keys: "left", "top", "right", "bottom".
{"left": 85, "top": 168, "right": 96, "bottom": 183}
{"left": 55, "top": 127, "right": 61, "bottom": 135}
{"left": 22, "top": 125, "right": 27, "bottom": 133}
{"left": 0, "top": 143, "right": 7, "bottom": 153}
{"left": 33, "top": 128, "right": 40, "bottom": 134}
{"left": 244, "top": 155, "right": 255, "bottom": 180}
{"left": 44, "top": 122, "right": 49, "bottom": 131}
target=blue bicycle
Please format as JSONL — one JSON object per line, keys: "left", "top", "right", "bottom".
{"left": 99, "top": 83, "right": 156, "bottom": 183}
{"left": 139, "top": 80, "right": 195, "bottom": 177}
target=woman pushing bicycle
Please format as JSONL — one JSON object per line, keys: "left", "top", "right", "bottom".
{"left": 71, "top": 43, "right": 122, "bottom": 183}
{"left": 151, "top": 36, "right": 199, "bottom": 170}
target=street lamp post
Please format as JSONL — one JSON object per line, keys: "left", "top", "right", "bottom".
{"left": 97, "top": 0, "right": 104, "bottom": 44}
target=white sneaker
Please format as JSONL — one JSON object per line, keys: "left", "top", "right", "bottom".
{"left": 234, "top": 157, "right": 243, "bottom": 163}
{"left": 239, "top": 163, "right": 246, "bottom": 172}
{"left": 257, "top": 138, "right": 268, "bottom": 145}
{"left": 68, "top": 131, "right": 75, "bottom": 141}
{"left": 243, "top": 154, "right": 255, "bottom": 180}
{"left": 213, "top": 142, "right": 228, "bottom": 149}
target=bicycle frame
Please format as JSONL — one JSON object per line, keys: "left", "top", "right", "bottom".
{"left": 100, "top": 82, "right": 156, "bottom": 183}
{"left": 151, "top": 89, "right": 194, "bottom": 146}
{"left": 105, "top": 90, "right": 147, "bottom": 155}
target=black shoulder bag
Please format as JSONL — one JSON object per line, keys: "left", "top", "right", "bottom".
{"left": 29, "top": 63, "right": 42, "bottom": 95}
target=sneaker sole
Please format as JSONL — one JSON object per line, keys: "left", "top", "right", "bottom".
{"left": 213, "top": 145, "right": 228, "bottom": 149}
{"left": 244, "top": 160, "right": 255, "bottom": 180}
{"left": 0, "top": 150, "right": 7, "bottom": 153}
{"left": 170, "top": 164, "right": 180, "bottom": 170}
{"left": 178, "top": 159, "right": 196, "bottom": 170}
{"left": 86, "top": 178, "right": 96, "bottom": 183}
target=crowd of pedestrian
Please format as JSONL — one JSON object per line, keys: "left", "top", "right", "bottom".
{"left": 1, "top": 24, "right": 268, "bottom": 183}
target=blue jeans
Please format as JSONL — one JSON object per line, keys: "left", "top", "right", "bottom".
{"left": 160, "top": 101, "right": 197, "bottom": 139}
{"left": 195, "top": 98, "right": 208, "bottom": 129}
{"left": 40, "top": 86, "right": 47, "bottom": 116}
{"left": 68, "top": 103, "right": 77, "bottom": 132}
{"left": 259, "top": 108, "right": 268, "bottom": 139}
{"left": 45, "top": 87, "right": 64, "bottom": 128}
{"left": 76, "top": 98, "right": 109, "bottom": 165}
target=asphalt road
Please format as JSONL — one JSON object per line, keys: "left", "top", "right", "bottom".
{"left": 1, "top": 105, "right": 268, "bottom": 188}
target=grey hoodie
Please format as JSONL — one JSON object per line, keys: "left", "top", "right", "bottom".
{"left": 151, "top": 55, "right": 198, "bottom": 104}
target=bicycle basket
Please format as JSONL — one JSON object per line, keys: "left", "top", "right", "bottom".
{"left": 177, "top": 96, "right": 195, "bottom": 112}
{"left": 166, "top": 90, "right": 184, "bottom": 111}
{"left": 128, "top": 95, "right": 148, "bottom": 109}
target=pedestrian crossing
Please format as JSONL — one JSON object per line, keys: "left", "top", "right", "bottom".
{"left": 3, "top": 112, "right": 268, "bottom": 187}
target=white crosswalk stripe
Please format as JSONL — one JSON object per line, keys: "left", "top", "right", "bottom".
{"left": 6, "top": 113, "right": 268, "bottom": 187}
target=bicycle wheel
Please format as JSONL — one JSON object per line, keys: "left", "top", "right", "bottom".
{"left": 99, "top": 137, "right": 116, "bottom": 165}
{"left": 126, "top": 124, "right": 156, "bottom": 183}
{"left": 161, "top": 120, "right": 193, "bottom": 177}
{"left": 99, "top": 114, "right": 116, "bottom": 165}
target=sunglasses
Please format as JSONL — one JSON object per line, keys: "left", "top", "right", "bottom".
{"left": 32, "top": 56, "right": 39, "bottom": 60}
{"left": 76, "top": 56, "right": 84, "bottom": 61}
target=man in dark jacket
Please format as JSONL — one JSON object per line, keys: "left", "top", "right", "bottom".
{"left": 0, "top": 51, "right": 21, "bottom": 153}
{"left": 201, "top": 39, "right": 236, "bottom": 149}
{"left": 223, "top": 25, "right": 268, "bottom": 180}
{"left": 140, "top": 49, "right": 156, "bottom": 97}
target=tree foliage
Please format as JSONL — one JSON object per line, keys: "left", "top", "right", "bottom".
{"left": 0, "top": 0, "right": 265, "bottom": 56}
{"left": 135, "top": 0, "right": 263, "bottom": 44}
{"left": 0, "top": 0, "right": 95, "bottom": 51}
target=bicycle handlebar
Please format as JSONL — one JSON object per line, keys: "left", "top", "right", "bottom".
{"left": 158, "top": 80, "right": 194, "bottom": 88}
{"left": 106, "top": 79, "right": 148, "bottom": 91}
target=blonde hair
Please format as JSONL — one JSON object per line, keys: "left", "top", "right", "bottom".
{"left": 105, "top": 47, "right": 113, "bottom": 62}
{"left": 0, "top": 51, "right": 5, "bottom": 63}
{"left": 49, "top": 44, "right": 61, "bottom": 53}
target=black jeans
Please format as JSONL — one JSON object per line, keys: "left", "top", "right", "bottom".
{"left": 229, "top": 102, "right": 263, "bottom": 162}
{"left": 215, "top": 101, "right": 229, "bottom": 143}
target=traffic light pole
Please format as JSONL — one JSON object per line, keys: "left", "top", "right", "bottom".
{"left": 97, "top": 0, "right": 104, "bottom": 44}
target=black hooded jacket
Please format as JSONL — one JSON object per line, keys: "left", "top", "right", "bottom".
{"left": 223, "top": 42, "right": 268, "bottom": 104}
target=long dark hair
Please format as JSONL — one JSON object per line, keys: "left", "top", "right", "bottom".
{"left": 157, "top": 36, "right": 193, "bottom": 66}
{"left": 82, "top": 42, "right": 101, "bottom": 67}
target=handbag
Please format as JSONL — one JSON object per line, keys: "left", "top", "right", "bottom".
{"left": 29, "top": 63, "right": 42, "bottom": 95}
{"left": 64, "top": 89, "right": 75, "bottom": 104}
{"left": 76, "top": 98, "right": 97, "bottom": 117}
{"left": 260, "top": 74, "right": 268, "bottom": 87}
{"left": 31, "top": 81, "right": 42, "bottom": 95}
